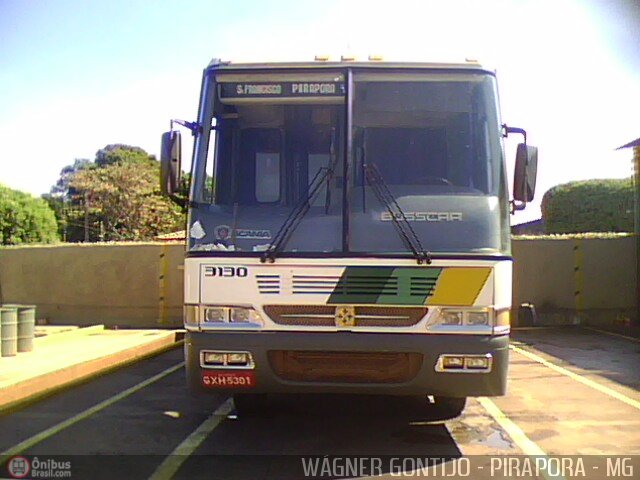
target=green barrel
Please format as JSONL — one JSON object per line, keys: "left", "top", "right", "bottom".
{"left": 17, "top": 306, "right": 35, "bottom": 352}
{"left": 2, "top": 304, "right": 36, "bottom": 352}
{"left": 1, "top": 306, "right": 18, "bottom": 357}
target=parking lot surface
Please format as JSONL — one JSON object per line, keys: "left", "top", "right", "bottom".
{"left": 1, "top": 327, "right": 639, "bottom": 479}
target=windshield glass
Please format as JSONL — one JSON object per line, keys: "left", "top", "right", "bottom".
{"left": 190, "top": 72, "right": 345, "bottom": 253}
{"left": 189, "top": 70, "right": 510, "bottom": 256}
{"left": 350, "top": 73, "right": 509, "bottom": 255}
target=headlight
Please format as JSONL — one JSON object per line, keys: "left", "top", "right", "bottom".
{"left": 230, "top": 307, "right": 251, "bottom": 322}
{"left": 200, "top": 306, "right": 264, "bottom": 327}
{"left": 230, "top": 307, "right": 264, "bottom": 325}
{"left": 441, "top": 311, "right": 463, "bottom": 325}
{"left": 466, "top": 311, "right": 490, "bottom": 326}
{"left": 429, "top": 308, "right": 494, "bottom": 329}
{"left": 204, "top": 307, "right": 229, "bottom": 322}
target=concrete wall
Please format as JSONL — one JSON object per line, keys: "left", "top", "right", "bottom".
{"left": 512, "top": 235, "right": 636, "bottom": 324}
{"left": 0, "top": 237, "right": 636, "bottom": 327}
{"left": 0, "top": 243, "right": 185, "bottom": 328}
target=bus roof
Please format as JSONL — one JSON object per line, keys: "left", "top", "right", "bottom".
{"left": 206, "top": 58, "right": 495, "bottom": 74}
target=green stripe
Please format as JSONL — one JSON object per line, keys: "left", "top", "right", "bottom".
{"left": 327, "top": 266, "right": 442, "bottom": 305}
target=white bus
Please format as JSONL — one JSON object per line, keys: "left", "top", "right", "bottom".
{"left": 160, "top": 57, "right": 538, "bottom": 417}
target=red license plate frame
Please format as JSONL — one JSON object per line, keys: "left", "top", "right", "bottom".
{"left": 202, "top": 371, "right": 257, "bottom": 389}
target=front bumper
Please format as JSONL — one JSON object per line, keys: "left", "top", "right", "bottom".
{"left": 185, "top": 331, "right": 508, "bottom": 397}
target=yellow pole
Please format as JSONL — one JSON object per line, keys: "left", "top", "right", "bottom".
{"left": 158, "top": 244, "right": 169, "bottom": 325}
{"left": 634, "top": 146, "right": 640, "bottom": 325}
{"left": 573, "top": 239, "right": 585, "bottom": 314}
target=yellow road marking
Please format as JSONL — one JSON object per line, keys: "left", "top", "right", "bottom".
{"left": 582, "top": 326, "right": 640, "bottom": 344}
{"left": 148, "top": 398, "right": 234, "bottom": 480}
{"left": 478, "top": 397, "right": 566, "bottom": 480}
{"left": 477, "top": 397, "right": 546, "bottom": 456}
{"left": 511, "top": 326, "right": 562, "bottom": 331}
{"left": 0, "top": 362, "right": 184, "bottom": 459}
{"left": 511, "top": 345, "right": 640, "bottom": 410}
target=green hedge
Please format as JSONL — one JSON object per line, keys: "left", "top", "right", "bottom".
{"left": 0, "top": 184, "right": 59, "bottom": 245}
{"left": 541, "top": 178, "right": 634, "bottom": 234}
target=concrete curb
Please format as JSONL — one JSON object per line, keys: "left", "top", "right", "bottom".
{"left": 0, "top": 330, "right": 184, "bottom": 413}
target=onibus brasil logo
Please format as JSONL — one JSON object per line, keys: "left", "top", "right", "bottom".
{"left": 7, "top": 456, "right": 30, "bottom": 479}
{"left": 7, "top": 456, "right": 71, "bottom": 478}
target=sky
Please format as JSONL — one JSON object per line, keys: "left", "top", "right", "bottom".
{"left": 1, "top": 0, "right": 639, "bottom": 223}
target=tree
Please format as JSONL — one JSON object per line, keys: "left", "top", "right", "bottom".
{"left": 50, "top": 158, "right": 93, "bottom": 197}
{"left": 47, "top": 144, "right": 185, "bottom": 242}
{"left": 44, "top": 158, "right": 94, "bottom": 241}
{"left": 541, "top": 178, "right": 634, "bottom": 234}
{"left": 68, "top": 146, "right": 184, "bottom": 241}
{"left": 95, "top": 144, "right": 151, "bottom": 168}
{"left": 0, "top": 184, "right": 59, "bottom": 245}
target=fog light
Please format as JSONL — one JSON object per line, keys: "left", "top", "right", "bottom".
{"left": 442, "top": 356, "right": 465, "bottom": 369}
{"left": 227, "top": 352, "right": 249, "bottom": 365}
{"left": 205, "top": 307, "right": 228, "bottom": 322}
{"left": 465, "top": 357, "right": 490, "bottom": 369}
{"left": 203, "top": 352, "right": 226, "bottom": 365}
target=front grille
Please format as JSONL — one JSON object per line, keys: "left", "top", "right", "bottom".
{"left": 292, "top": 275, "right": 398, "bottom": 296}
{"left": 268, "top": 351, "right": 423, "bottom": 383}
{"left": 263, "top": 305, "right": 427, "bottom": 327}
{"left": 256, "top": 274, "right": 281, "bottom": 295}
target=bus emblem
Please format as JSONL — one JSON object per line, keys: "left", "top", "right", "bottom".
{"left": 335, "top": 306, "right": 356, "bottom": 327}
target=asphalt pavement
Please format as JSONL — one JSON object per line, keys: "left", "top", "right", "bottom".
{"left": 0, "top": 327, "right": 639, "bottom": 479}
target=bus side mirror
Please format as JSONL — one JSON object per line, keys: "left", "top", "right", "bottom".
{"left": 160, "top": 130, "right": 182, "bottom": 196}
{"left": 513, "top": 143, "right": 538, "bottom": 204}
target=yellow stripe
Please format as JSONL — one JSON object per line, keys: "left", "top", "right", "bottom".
{"left": 0, "top": 362, "right": 184, "bottom": 460}
{"left": 149, "top": 398, "right": 234, "bottom": 479}
{"left": 478, "top": 397, "right": 566, "bottom": 480}
{"left": 427, "top": 267, "right": 491, "bottom": 306}
{"left": 511, "top": 345, "right": 640, "bottom": 410}
{"left": 477, "top": 397, "right": 547, "bottom": 456}
{"left": 582, "top": 326, "right": 640, "bottom": 344}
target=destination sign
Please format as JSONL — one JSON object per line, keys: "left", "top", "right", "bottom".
{"left": 220, "top": 82, "right": 345, "bottom": 99}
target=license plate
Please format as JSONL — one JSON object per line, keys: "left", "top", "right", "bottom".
{"left": 202, "top": 371, "right": 257, "bottom": 388}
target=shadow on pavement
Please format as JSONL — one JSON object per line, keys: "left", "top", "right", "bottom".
{"left": 178, "top": 394, "right": 462, "bottom": 479}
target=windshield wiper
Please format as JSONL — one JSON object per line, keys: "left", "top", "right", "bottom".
{"left": 261, "top": 129, "right": 337, "bottom": 263}
{"left": 260, "top": 165, "right": 335, "bottom": 263}
{"left": 364, "top": 163, "right": 432, "bottom": 264}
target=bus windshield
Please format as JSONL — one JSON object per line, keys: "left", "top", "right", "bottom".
{"left": 189, "top": 70, "right": 510, "bottom": 256}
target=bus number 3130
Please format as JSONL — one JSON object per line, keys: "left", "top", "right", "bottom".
{"left": 204, "top": 266, "right": 249, "bottom": 277}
